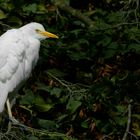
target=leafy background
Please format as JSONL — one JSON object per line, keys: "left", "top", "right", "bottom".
{"left": 0, "top": 0, "right": 140, "bottom": 139}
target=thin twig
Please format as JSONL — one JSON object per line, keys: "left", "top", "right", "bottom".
{"left": 122, "top": 100, "right": 132, "bottom": 140}
{"left": 11, "top": 123, "right": 67, "bottom": 138}
{"left": 47, "top": 71, "right": 89, "bottom": 98}
{"left": 96, "top": 22, "right": 140, "bottom": 31}
{"left": 0, "top": 130, "right": 22, "bottom": 140}
{"left": 128, "top": 132, "right": 138, "bottom": 140}
{"left": 47, "top": 71, "right": 73, "bottom": 93}
{"left": 0, "top": 22, "right": 12, "bottom": 31}
{"left": 1, "top": 121, "right": 67, "bottom": 139}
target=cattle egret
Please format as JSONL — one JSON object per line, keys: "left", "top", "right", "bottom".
{"left": 0, "top": 22, "right": 58, "bottom": 121}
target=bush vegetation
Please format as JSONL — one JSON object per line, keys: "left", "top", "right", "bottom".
{"left": 0, "top": 0, "right": 140, "bottom": 139}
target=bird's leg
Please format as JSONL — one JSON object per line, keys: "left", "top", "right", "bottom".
{"left": 6, "top": 98, "right": 12, "bottom": 118}
{"left": 6, "top": 98, "right": 19, "bottom": 123}
{"left": 6, "top": 98, "right": 12, "bottom": 133}
{"left": 6, "top": 98, "right": 19, "bottom": 133}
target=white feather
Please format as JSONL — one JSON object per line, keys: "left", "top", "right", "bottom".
{"left": 0, "top": 22, "right": 58, "bottom": 112}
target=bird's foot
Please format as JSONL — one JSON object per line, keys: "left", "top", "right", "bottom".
{"left": 9, "top": 116, "right": 19, "bottom": 124}
{"left": 5, "top": 117, "right": 19, "bottom": 134}
{"left": 5, "top": 98, "right": 19, "bottom": 133}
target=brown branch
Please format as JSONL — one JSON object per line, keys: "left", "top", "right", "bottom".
{"left": 52, "top": 0, "right": 140, "bottom": 32}
{"left": 52, "top": 0, "right": 95, "bottom": 29}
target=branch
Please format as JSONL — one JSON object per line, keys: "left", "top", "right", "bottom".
{"left": 3, "top": 122, "right": 67, "bottom": 138}
{"left": 128, "top": 132, "right": 138, "bottom": 140}
{"left": 99, "top": 22, "right": 140, "bottom": 31}
{"left": 47, "top": 71, "right": 73, "bottom": 93}
{"left": 122, "top": 100, "right": 132, "bottom": 140}
{"left": 46, "top": 71, "right": 89, "bottom": 96}
{"left": 52, "top": 0, "right": 95, "bottom": 29}
{"left": 52, "top": 0, "right": 140, "bottom": 32}
{"left": 0, "top": 22, "right": 12, "bottom": 31}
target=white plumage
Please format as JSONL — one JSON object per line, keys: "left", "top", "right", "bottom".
{"left": 0, "top": 22, "right": 58, "bottom": 112}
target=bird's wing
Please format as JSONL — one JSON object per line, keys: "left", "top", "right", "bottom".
{"left": 0, "top": 29, "right": 29, "bottom": 112}
{"left": 0, "top": 29, "right": 26, "bottom": 83}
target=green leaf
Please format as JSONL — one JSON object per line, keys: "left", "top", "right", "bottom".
{"left": 38, "top": 4, "right": 46, "bottom": 13}
{"left": 0, "top": 2, "right": 14, "bottom": 11}
{"left": 52, "top": 0, "right": 70, "bottom": 6}
{"left": 38, "top": 119, "right": 57, "bottom": 129}
{"left": 104, "top": 49, "right": 116, "bottom": 59}
{"left": 116, "top": 105, "right": 126, "bottom": 113}
{"left": 107, "top": 11, "right": 123, "bottom": 23}
{"left": 35, "top": 104, "right": 53, "bottom": 112}
{"left": 135, "top": 129, "right": 140, "bottom": 136}
{"left": 23, "top": 4, "right": 37, "bottom": 13}
{"left": 47, "top": 68, "right": 66, "bottom": 78}
{"left": 68, "top": 51, "right": 87, "bottom": 61}
{"left": 132, "top": 114, "right": 140, "bottom": 120}
{"left": 0, "top": 10, "right": 7, "bottom": 19}
{"left": 57, "top": 114, "right": 68, "bottom": 122}
{"left": 26, "top": 136, "right": 39, "bottom": 140}
{"left": 34, "top": 95, "right": 45, "bottom": 104}
{"left": 70, "top": 29, "right": 82, "bottom": 37}
{"left": 37, "top": 83, "right": 51, "bottom": 92}
{"left": 20, "top": 90, "right": 35, "bottom": 105}
{"left": 103, "top": 42, "right": 118, "bottom": 58}
{"left": 8, "top": 16, "right": 22, "bottom": 26}
{"left": 73, "top": 20, "right": 85, "bottom": 27}
{"left": 60, "top": 95, "right": 69, "bottom": 104}
{"left": 50, "top": 88, "right": 62, "bottom": 98}
{"left": 115, "top": 117, "right": 127, "bottom": 126}
{"left": 66, "top": 100, "right": 82, "bottom": 113}
{"left": 34, "top": 96, "right": 54, "bottom": 112}
{"left": 132, "top": 123, "right": 140, "bottom": 136}
{"left": 78, "top": 39, "right": 89, "bottom": 46}
{"left": 98, "top": 36, "right": 112, "bottom": 47}
{"left": 128, "top": 44, "right": 140, "bottom": 52}
{"left": 81, "top": 121, "right": 89, "bottom": 128}
{"left": 108, "top": 42, "right": 118, "bottom": 49}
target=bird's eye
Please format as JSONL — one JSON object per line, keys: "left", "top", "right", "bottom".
{"left": 35, "top": 29, "right": 40, "bottom": 33}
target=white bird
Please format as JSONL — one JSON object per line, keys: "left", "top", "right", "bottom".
{"left": 0, "top": 22, "right": 58, "bottom": 116}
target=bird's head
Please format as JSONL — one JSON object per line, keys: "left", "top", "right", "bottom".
{"left": 20, "top": 22, "right": 58, "bottom": 40}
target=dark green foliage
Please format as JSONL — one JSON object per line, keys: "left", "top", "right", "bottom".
{"left": 0, "top": 0, "right": 140, "bottom": 139}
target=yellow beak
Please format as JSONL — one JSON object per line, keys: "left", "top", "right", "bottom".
{"left": 39, "top": 30, "right": 59, "bottom": 39}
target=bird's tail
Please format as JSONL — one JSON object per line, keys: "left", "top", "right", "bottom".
{"left": 0, "top": 83, "right": 8, "bottom": 112}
